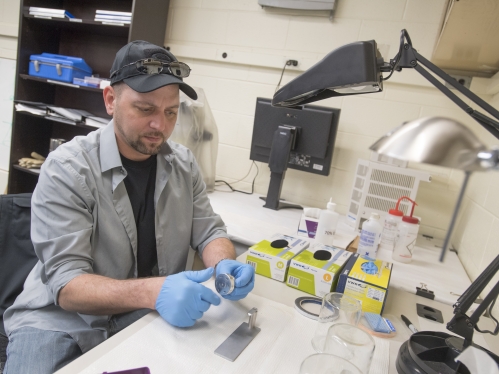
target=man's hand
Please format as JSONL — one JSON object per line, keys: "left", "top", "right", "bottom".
{"left": 216, "top": 260, "right": 255, "bottom": 301}
{"left": 155, "top": 268, "right": 221, "bottom": 327}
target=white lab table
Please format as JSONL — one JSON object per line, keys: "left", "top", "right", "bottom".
{"left": 55, "top": 191, "right": 499, "bottom": 373}
{"left": 56, "top": 259, "right": 498, "bottom": 374}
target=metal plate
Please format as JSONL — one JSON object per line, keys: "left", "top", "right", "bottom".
{"left": 416, "top": 303, "right": 444, "bottom": 323}
{"left": 214, "top": 322, "right": 261, "bottom": 362}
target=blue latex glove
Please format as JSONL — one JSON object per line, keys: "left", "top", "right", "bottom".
{"left": 216, "top": 260, "right": 255, "bottom": 301}
{"left": 155, "top": 268, "right": 221, "bottom": 327}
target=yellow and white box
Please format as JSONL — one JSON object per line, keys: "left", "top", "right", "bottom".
{"left": 286, "top": 243, "right": 352, "bottom": 297}
{"left": 246, "top": 234, "right": 310, "bottom": 282}
{"left": 336, "top": 253, "right": 393, "bottom": 314}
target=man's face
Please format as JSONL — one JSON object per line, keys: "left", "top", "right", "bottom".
{"left": 104, "top": 83, "right": 180, "bottom": 161}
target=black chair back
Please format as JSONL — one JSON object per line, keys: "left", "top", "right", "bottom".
{"left": 0, "top": 193, "right": 38, "bottom": 336}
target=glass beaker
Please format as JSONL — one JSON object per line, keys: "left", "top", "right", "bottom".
{"left": 311, "top": 292, "right": 362, "bottom": 352}
{"left": 323, "top": 323, "right": 375, "bottom": 374}
{"left": 299, "top": 353, "right": 362, "bottom": 374}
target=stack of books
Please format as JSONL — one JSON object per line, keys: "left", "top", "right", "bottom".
{"left": 94, "top": 10, "right": 132, "bottom": 25}
{"left": 29, "top": 7, "right": 76, "bottom": 20}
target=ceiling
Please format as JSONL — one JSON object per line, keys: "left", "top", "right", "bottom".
{"left": 432, "top": 0, "right": 499, "bottom": 77}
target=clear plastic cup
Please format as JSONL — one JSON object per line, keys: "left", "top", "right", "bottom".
{"left": 311, "top": 292, "right": 362, "bottom": 352}
{"left": 323, "top": 323, "right": 375, "bottom": 374}
{"left": 299, "top": 353, "right": 362, "bottom": 374}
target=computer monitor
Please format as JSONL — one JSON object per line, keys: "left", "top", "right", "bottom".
{"left": 250, "top": 97, "right": 340, "bottom": 210}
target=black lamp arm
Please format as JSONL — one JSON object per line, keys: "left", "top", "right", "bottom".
{"left": 447, "top": 254, "right": 499, "bottom": 345}
{"left": 388, "top": 30, "right": 499, "bottom": 140}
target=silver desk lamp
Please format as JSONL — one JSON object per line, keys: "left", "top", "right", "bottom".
{"left": 370, "top": 117, "right": 499, "bottom": 373}
{"left": 369, "top": 116, "right": 499, "bottom": 262}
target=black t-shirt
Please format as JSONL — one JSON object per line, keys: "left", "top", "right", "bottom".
{"left": 120, "top": 154, "right": 158, "bottom": 277}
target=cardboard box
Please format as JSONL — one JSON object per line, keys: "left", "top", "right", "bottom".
{"left": 297, "top": 213, "right": 319, "bottom": 239}
{"left": 286, "top": 243, "right": 352, "bottom": 297}
{"left": 336, "top": 253, "right": 393, "bottom": 314}
{"left": 246, "top": 234, "right": 310, "bottom": 282}
{"left": 346, "top": 235, "right": 360, "bottom": 253}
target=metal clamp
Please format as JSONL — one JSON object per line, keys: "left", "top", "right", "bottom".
{"left": 56, "top": 63, "right": 62, "bottom": 76}
{"left": 34, "top": 60, "right": 40, "bottom": 72}
{"left": 416, "top": 283, "right": 435, "bottom": 300}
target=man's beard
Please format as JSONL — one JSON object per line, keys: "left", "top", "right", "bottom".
{"left": 114, "top": 114, "right": 165, "bottom": 155}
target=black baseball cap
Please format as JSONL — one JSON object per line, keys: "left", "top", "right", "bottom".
{"left": 110, "top": 40, "right": 197, "bottom": 100}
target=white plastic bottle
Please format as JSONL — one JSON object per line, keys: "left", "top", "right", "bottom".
{"left": 315, "top": 198, "right": 339, "bottom": 246}
{"left": 357, "top": 213, "right": 383, "bottom": 258}
{"left": 379, "top": 198, "right": 404, "bottom": 250}
{"left": 393, "top": 200, "right": 420, "bottom": 263}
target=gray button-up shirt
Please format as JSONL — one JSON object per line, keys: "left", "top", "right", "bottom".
{"left": 4, "top": 121, "right": 228, "bottom": 353}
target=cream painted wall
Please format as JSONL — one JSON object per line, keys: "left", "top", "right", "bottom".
{"left": 0, "top": 0, "right": 19, "bottom": 193}
{"left": 0, "top": 57, "right": 15, "bottom": 193}
{"left": 165, "top": 0, "right": 499, "bottom": 311}
{"left": 165, "top": 0, "right": 465, "bottom": 237}
{"left": 0, "top": 0, "right": 19, "bottom": 59}
{"left": 451, "top": 87, "right": 499, "bottom": 312}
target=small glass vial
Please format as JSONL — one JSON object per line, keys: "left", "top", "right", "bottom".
{"left": 215, "top": 273, "right": 235, "bottom": 296}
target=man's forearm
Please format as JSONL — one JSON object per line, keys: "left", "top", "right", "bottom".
{"left": 202, "top": 237, "right": 236, "bottom": 269}
{"left": 58, "top": 274, "right": 164, "bottom": 315}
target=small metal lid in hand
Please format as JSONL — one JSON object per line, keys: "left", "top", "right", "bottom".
{"left": 215, "top": 273, "right": 235, "bottom": 296}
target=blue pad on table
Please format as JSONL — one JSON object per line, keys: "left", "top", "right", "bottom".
{"left": 364, "top": 312, "right": 393, "bottom": 333}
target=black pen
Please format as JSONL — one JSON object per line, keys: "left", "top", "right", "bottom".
{"left": 401, "top": 314, "right": 418, "bottom": 334}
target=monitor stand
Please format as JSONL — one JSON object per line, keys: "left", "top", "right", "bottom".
{"left": 261, "top": 125, "right": 302, "bottom": 211}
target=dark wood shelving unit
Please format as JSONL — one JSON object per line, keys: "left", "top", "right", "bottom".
{"left": 8, "top": 0, "right": 170, "bottom": 193}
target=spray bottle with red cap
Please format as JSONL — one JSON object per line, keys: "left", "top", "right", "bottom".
{"left": 379, "top": 197, "right": 405, "bottom": 250}
{"left": 393, "top": 197, "right": 419, "bottom": 263}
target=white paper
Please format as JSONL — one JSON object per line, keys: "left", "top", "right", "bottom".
{"left": 369, "top": 337, "right": 389, "bottom": 374}
{"left": 15, "top": 103, "right": 45, "bottom": 116}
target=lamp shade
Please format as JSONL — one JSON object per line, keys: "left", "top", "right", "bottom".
{"left": 272, "top": 40, "right": 384, "bottom": 107}
{"left": 369, "top": 117, "right": 488, "bottom": 172}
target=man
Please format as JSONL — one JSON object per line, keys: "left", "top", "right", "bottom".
{"left": 3, "top": 41, "right": 255, "bottom": 374}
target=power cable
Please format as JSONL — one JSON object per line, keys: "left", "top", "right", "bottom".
{"left": 275, "top": 60, "right": 298, "bottom": 93}
{"left": 215, "top": 161, "right": 259, "bottom": 195}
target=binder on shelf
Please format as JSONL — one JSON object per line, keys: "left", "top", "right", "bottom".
{"left": 96, "top": 10, "right": 132, "bottom": 17}
{"left": 15, "top": 103, "right": 46, "bottom": 116}
{"left": 84, "top": 116, "right": 110, "bottom": 128}
{"left": 14, "top": 100, "right": 109, "bottom": 128}
{"left": 94, "top": 19, "right": 131, "bottom": 25}
{"left": 29, "top": 7, "right": 75, "bottom": 19}
{"left": 47, "top": 106, "right": 94, "bottom": 122}
{"left": 93, "top": 14, "right": 131, "bottom": 21}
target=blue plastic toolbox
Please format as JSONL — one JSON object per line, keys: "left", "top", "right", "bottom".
{"left": 29, "top": 53, "right": 92, "bottom": 83}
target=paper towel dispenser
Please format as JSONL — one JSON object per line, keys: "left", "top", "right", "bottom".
{"left": 258, "top": 0, "right": 335, "bottom": 11}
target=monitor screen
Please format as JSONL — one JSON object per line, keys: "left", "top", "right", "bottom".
{"left": 250, "top": 97, "right": 340, "bottom": 177}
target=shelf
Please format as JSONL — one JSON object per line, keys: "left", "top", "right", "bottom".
{"left": 23, "top": 12, "right": 130, "bottom": 36}
{"left": 12, "top": 164, "right": 41, "bottom": 176}
{"left": 16, "top": 110, "right": 108, "bottom": 131}
{"left": 20, "top": 74, "right": 104, "bottom": 93}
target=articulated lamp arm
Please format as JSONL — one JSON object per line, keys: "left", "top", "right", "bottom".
{"left": 386, "top": 29, "right": 499, "bottom": 139}
{"left": 447, "top": 254, "right": 499, "bottom": 347}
